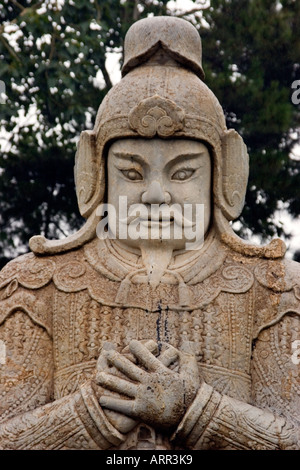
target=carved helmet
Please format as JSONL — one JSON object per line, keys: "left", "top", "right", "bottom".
{"left": 30, "top": 16, "right": 284, "bottom": 258}
{"left": 74, "top": 16, "right": 249, "bottom": 225}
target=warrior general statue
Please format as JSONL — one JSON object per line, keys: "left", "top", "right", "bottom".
{"left": 0, "top": 16, "right": 299, "bottom": 450}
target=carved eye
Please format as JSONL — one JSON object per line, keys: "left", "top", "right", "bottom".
{"left": 171, "top": 169, "right": 194, "bottom": 181}
{"left": 121, "top": 169, "right": 143, "bottom": 181}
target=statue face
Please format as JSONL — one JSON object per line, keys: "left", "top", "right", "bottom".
{"left": 107, "top": 138, "right": 211, "bottom": 251}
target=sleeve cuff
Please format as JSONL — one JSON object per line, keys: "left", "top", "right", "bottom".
{"left": 79, "top": 381, "right": 126, "bottom": 448}
{"left": 171, "top": 381, "right": 221, "bottom": 447}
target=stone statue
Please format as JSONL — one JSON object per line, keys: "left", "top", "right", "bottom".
{"left": 0, "top": 16, "right": 299, "bottom": 450}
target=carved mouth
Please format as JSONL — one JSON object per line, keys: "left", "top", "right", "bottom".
{"left": 120, "top": 212, "right": 194, "bottom": 228}
{"left": 140, "top": 215, "right": 174, "bottom": 224}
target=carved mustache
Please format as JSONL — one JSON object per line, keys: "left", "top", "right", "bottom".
{"left": 118, "top": 204, "right": 196, "bottom": 228}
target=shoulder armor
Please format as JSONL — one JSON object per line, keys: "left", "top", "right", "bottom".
{"left": 253, "top": 258, "right": 300, "bottom": 339}
{"left": 0, "top": 253, "right": 55, "bottom": 336}
{"left": 254, "top": 258, "right": 300, "bottom": 295}
{"left": 0, "top": 253, "right": 55, "bottom": 291}
{"left": 0, "top": 290, "right": 52, "bottom": 337}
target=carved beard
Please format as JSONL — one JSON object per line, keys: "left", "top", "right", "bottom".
{"left": 140, "top": 244, "right": 174, "bottom": 288}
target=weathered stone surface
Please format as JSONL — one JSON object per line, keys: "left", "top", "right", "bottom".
{"left": 0, "top": 16, "right": 299, "bottom": 450}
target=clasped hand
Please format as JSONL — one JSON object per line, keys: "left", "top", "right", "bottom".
{"left": 95, "top": 340, "right": 200, "bottom": 431}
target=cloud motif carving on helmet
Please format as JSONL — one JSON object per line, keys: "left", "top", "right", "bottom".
{"left": 128, "top": 95, "right": 185, "bottom": 138}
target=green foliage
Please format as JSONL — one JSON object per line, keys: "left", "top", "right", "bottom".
{"left": 201, "top": 0, "right": 300, "bottom": 239}
{"left": 0, "top": 0, "right": 299, "bottom": 268}
{"left": 0, "top": 0, "right": 169, "bottom": 266}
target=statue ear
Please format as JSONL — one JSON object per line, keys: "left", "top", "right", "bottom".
{"left": 219, "top": 129, "right": 249, "bottom": 220}
{"left": 74, "top": 130, "right": 98, "bottom": 217}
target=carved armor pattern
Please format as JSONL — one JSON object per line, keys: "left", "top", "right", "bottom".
{"left": 51, "top": 262, "right": 255, "bottom": 403}
{"left": 251, "top": 314, "right": 300, "bottom": 424}
{"left": 0, "top": 311, "right": 53, "bottom": 423}
{"left": 0, "top": 243, "right": 299, "bottom": 450}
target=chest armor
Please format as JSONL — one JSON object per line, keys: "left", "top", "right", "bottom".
{"left": 1, "top": 235, "right": 298, "bottom": 450}
{"left": 52, "top": 240, "right": 256, "bottom": 405}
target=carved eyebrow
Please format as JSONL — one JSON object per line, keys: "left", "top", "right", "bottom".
{"left": 166, "top": 151, "right": 207, "bottom": 169}
{"left": 112, "top": 150, "right": 207, "bottom": 168}
{"left": 112, "top": 152, "right": 147, "bottom": 166}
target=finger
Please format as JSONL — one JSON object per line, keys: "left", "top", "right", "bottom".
{"left": 100, "top": 396, "right": 135, "bottom": 417}
{"left": 97, "top": 342, "right": 117, "bottom": 371}
{"left": 129, "top": 340, "right": 168, "bottom": 373}
{"left": 144, "top": 340, "right": 159, "bottom": 355}
{"left": 97, "top": 371, "right": 138, "bottom": 398}
{"left": 178, "top": 350, "right": 198, "bottom": 370}
{"left": 105, "top": 349, "right": 146, "bottom": 382}
{"left": 103, "top": 409, "right": 137, "bottom": 434}
{"left": 122, "top": 340, "right": 158, "bottom": 364}
{"left": 159, "top": 344, "right": 179, "bottom": 367}
{"left": 178, "top": 350, "right": 199, "bottom": 383}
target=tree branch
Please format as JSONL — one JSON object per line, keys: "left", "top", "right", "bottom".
{"left": 168, "top": 6, "right": 209, "bottom": 18}
{"left": 0, "top": 34, "right": 21, "bottom": 63}
{"left": 53, "top": 220, "right": 69, "bottom": 238}
{"left": 8, "top": 0, "right": 25, "bottom": 11}
{"left": 133, "top": 0, "right": 140, "bottom": 22}
{"left": 94, "top": 0, "right": 101, "bottom": 22}
{"left": 101, "top": 62, "right": 113, "bottom": 90}
{"left": 20, "top": 1, "right": 45, "bottom": 15}
{"left": 48, "top": 32, "right": 56, "bottom": 63}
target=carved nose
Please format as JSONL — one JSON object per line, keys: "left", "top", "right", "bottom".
{"left": 141, "top": 181, "right": 171, "bottom": 205}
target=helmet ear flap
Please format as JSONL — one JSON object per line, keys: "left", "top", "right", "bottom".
{"left": 220, "top": 129, "right": 249, "bottom": 221}
{"left": 74, "top": 130, "right": 99, "bottom": 218}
